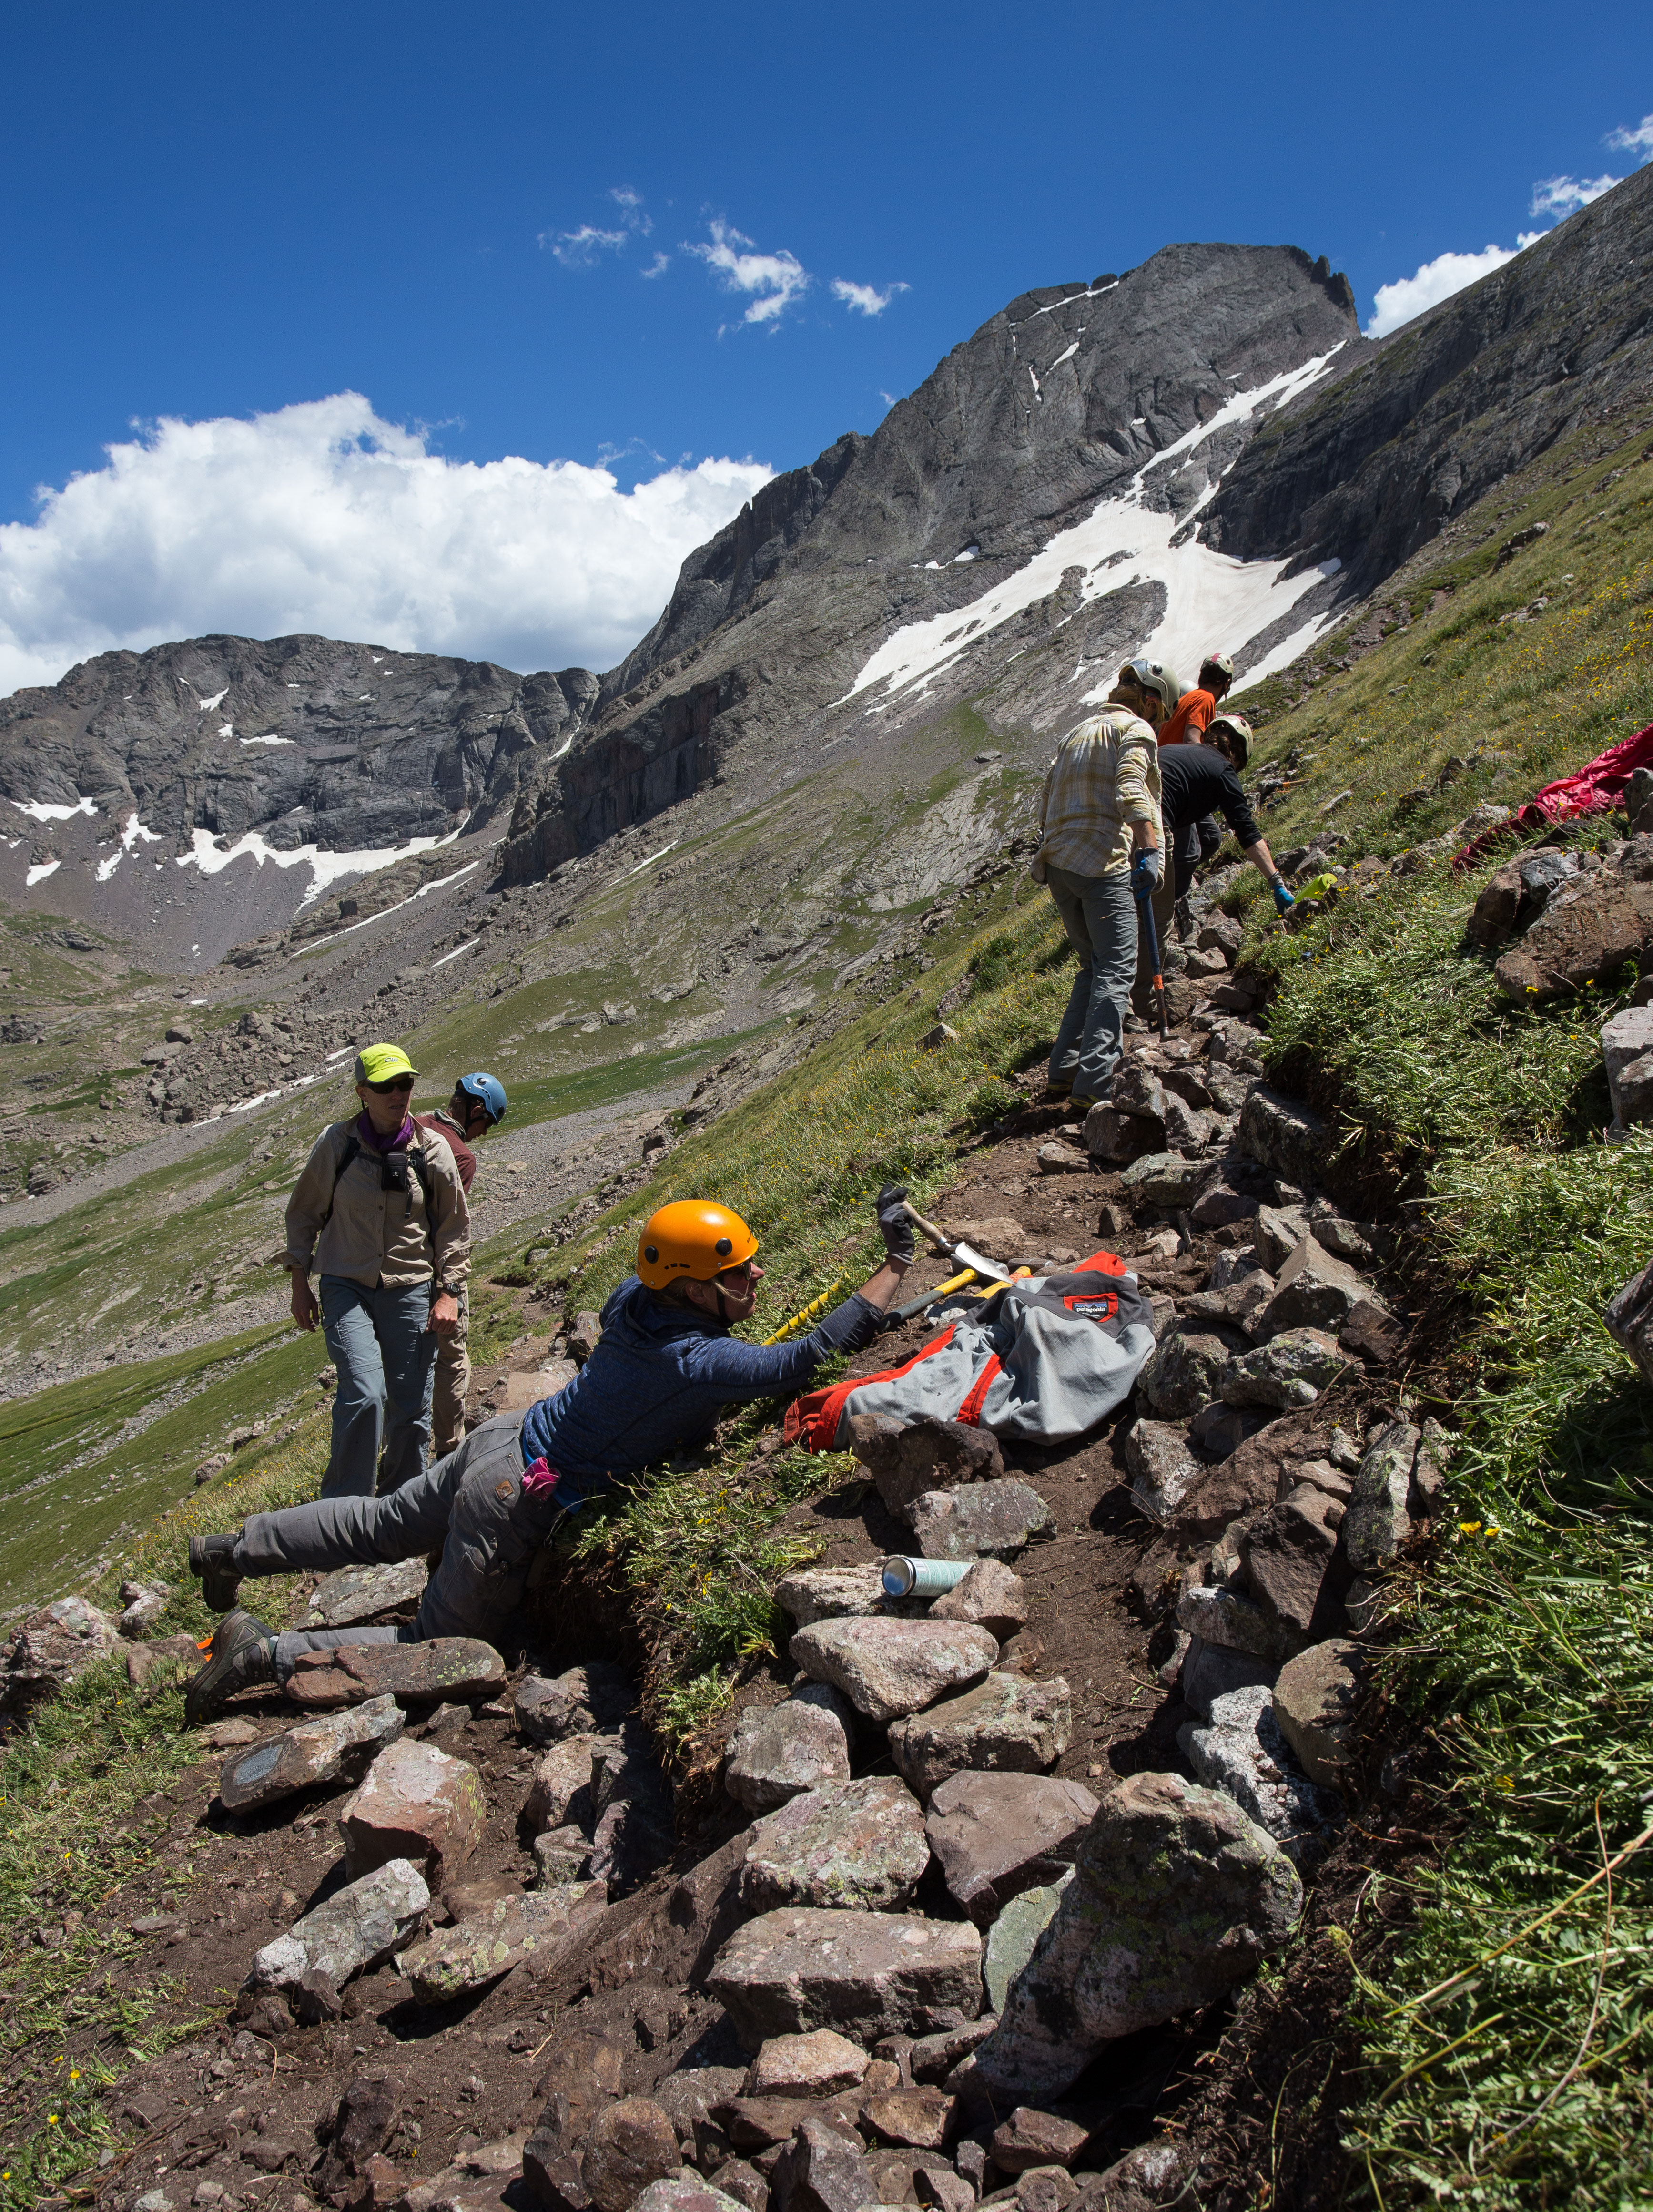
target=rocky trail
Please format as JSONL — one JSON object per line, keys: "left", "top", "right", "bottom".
{"left": 14, "top": 944, "right": 1437, "bottom": 2212}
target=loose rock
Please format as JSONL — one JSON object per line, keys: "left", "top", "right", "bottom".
{"left": 747, "top": 2029, "right": 872, "bottom": 2098}
{"left": 860, "top": 2088, "right": 958, "bottom": 2151}
{"left": 774, "top": 1565, "right": 894, "bottom": 1627}
{"left": 1272, "top": 1639, "right": 1365, "bottom": 1788}
{"left": 924, "top": 1772, "right": 1097, "bottom": 1924}
{"left": 904, "top": 1480, "right": 1054, "bottom": 1560}
{"left": 1119, "top": 1153, "right": 1213, "bottom": 1208}
{"left": 0, "top": 1596, "right": 119, "bottom": 1714}
{"left": 338, "top": 1738, "right": 486, "bottom": 1885}
{"left": 286, "top": 1637, "right": 505, "bottom": 1709}
{"left": 888, "top": 1673, "right": 1072, "bottom": 1800}
{"left": 1239, "top": 1088, "right": 1328, "bottom": 1186}
{"left": 771, "top": 2113, "right": 881, "bottom": 2212}
{"left": 1179, "top": 1636, "right": 1279, "bottom": 1720}
{"left": 849, "top": 1414, "right": 1004, "bottom": 1513}
{"left": 983, "top": 1875, "right": 1072, "bottom": 2014}
{"left": 708, "top": 1908, "right": 983, "bottom": 2045}
{"left": 929, "top": 1558, "right": 1027, "bottom": 1639}
{"left": 1256, "top": 1237, "right": 1375, "bottom": 1338}
{"left": 790, "top": 1618, "right": 999, "bottom": 1725}
{"left": 726, "top": 1687, "right": 854, "bottom": 1812}
{"left": 396, "top": 1880, "right": 605, "bottom": 2002}
{"left": 991, "top": 2109, "right": 1090, "bottom": 2174}
{"left": 741, "top": 1777, "right": 933, "bottom": 1912}
{"left": 219, "top": 1693, "right": 406, "bottom": 1813}
{"left": 301, "top": 1560, "right": 430, "bottom": 1628}
{"left": 1124, "top": 1420, "right": 1204, "bottom": 1525}
{"left": 1222, "top": 1327, "right": 1348, "bottom": 1409}
{"left": 515, "top": 1660, "right": 634, "bottom": 1744}
{"left": 1341, "top": 1420, "right": 1420, "bottom": 1575}
{"left": 1137, "top": 1331, "right": 1237, "bottom": 1420}
{"left": 524, "top": 1734, "right": 600, "bottom": 1834}
{"left": 1177, "top": 1685, "right": 1345, "bottom": 1866}
{"left": 249, "top": 1857, "right": 430, "bottom": 1992}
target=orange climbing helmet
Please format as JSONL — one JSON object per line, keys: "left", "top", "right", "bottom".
{"left": 636, "top": 1200, "right": 760, "bottom": 1289}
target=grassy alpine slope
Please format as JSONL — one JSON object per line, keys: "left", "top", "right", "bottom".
{"left": 1211, "top": 409, "right": 1653, "bottom": 2203}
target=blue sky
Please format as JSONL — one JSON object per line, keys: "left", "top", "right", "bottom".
{"left": 1, "top": 0, "right": 1649, "bottom": 690}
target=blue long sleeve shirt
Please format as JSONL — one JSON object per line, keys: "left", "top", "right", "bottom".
{"left": 519, "top": 1275, "right": 880, "bottom": 1507}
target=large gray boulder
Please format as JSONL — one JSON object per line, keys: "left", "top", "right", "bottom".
{"left": 1238, "top": 1088, "right": 1328, "bottom": 1186}
{"left": 1341, "top": 1420, "right": 1420, "bottom": 1575}
{"left": 848, "top": 1414, "right": 1003, "bottom": 1512}
{"left": 971, "top": 1772, "right": 1302, "bottom": 2097}
{"left": 790, "top": 1618, "right": 998, "bottom": 1724}
{"left": 888, "top": 1673, "right": 1072, "bottom": 1800}
{"left": 983, "top": 1875, "right": 1073, "bottom": 2014}
{"left": 708, "top": 1908, "right": 983, "bottom": 2046}
{"left": 1124, "top": 1419, "right": 1205, "bottom": 1525}
{"left": 1272, "top": 1639, "right": 1365, "bottom": 1789}
{"left": 300, "top": 1560, "right": 429, "bottom": 1628}
{"left": 396, "top": 1879, "right": 606, "bottom": 2002}
{"left": 1256, "top": 1238, "right": 1376, "bottom": 1338}
{"left": 740, "top": 1778, "right": 932, "bottom": 1912}
{"left": 925, "top": 1772, "right": 1097, "bottom": 1924}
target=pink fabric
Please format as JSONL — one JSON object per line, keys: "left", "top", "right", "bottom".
{"left": 1454, "top": 722, "right": 1653, "bottom": 871}
{"left": 521, "top": 1455, "right": 561, "bottom": 1496}
{"left": 356, "top": 1109, "right": 416, "bottom": 1150}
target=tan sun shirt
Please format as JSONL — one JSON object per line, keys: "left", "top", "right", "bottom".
{"left": 283, "top": 1120, "right": 470, "bottom": 1291}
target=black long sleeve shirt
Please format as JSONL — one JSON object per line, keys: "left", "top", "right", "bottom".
{"left": 1157, "top": 744, "right": 1262, "bottom": 851}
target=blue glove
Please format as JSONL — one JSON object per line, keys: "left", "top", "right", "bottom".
{"left": 1130, "top": 848, "right": 1164, "bottom": 896}
{"left": 876, "top": 1184, "right": 915, "bottom": 1265}
{"left": 1272, "top": 877, "right": 1296, "bottom": 914}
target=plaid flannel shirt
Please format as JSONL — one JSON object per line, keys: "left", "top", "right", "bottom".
{"left": 1035, "top": 707, "right": 1163, "bottom": 878}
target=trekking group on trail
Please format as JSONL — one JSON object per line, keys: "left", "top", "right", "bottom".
{"left": 185, "top": 645, "right": 1284, "bottom": 1723}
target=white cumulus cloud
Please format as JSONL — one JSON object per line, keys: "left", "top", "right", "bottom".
{"left": 0, "top": 393, "right": 773, "bottom": 696}
{"left": 1366, "top": 240, "right": 1537, "bottom": 338}
{"left": 684, "top": 221, "right": 810, "bottom": 325}
{"left": 1531, "top": 172, "right": 1621, "bottom": 218}
{"left": 1608, "top": 112, "right": 1653, "bottom": 157}
{"left": 830, "top": 278, "right": 910, "bottom": 317}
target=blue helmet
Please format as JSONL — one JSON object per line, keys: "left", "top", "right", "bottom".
{"left": 456, "top": 1071, "right": 508, "bottom": 1125}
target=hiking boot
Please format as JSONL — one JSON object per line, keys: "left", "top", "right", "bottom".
{"left": 1071, "top": 1093, "right": 1099, "bottom": 1111}
{"left": 189, "top": 1532, "right": 242, "bottom": 1612}
{"left": 184, "top": 1610, "right": 276, "bottom": 1728}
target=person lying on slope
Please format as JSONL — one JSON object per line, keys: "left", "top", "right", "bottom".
{"left": 182, "top": 1190, "right": 915, "bottom": 1723}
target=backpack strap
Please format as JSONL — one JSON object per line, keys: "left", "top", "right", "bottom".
{"left": 316, "top": 1131, "right": 362, "bottom": 1232}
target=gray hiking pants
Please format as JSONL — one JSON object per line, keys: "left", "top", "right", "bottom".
{"left": 234, "top": 1414, "right": 563, "bottom": 1683}
{"left": 1045, "top": 864, "right": 1137, "bottom": 1100}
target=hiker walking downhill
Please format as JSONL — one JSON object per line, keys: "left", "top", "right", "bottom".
{"left": 1032, "top": 657, "right": 1176, "bottom": 1110}
{"left": 1133, "top": 712, "right": 1295, "bottom": 1013}
{"left": 282, "top": 1044, "right": 470, "bottom": 1500}
{"left": 184, "top": 1190, "right": 918, "bottom": 1722}
{"left": 414, "top": 1072, "right": 508, "bottom": 1458}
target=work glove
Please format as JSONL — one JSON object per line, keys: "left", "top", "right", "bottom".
{"left": 1130, "top": 848, "right": 1164, "bottom": 896}
{"left": 876, "top": 1183, "right": 916, "bottom": 1266}
{"left": 1271, "top": 877, "right": 1296, "bottom": 914}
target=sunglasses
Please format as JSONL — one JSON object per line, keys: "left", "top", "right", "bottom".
{"left": 366, "top": 1076, "right": 415, "bottom": 1094}
{"left": 716, "top": 1260, "right": 761, "bottom": 1287}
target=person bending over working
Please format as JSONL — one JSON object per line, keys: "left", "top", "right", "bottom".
{"left": 183, "top": 1190, "right": 918, "bottom": 1723}
{"left": 284, "top": 1044, "right": 470, "bottom": 1499}
{"left": 1157, "top": 652, "right": 1236, "bottom": 875}
{"left": 1132, "top": 712, "right": 1294, "bottom": 1015}
{"left": 414, "top": 1071, "right": 508, "bottom": 1458}
{"left": 1032, "top": 656, "right": 1174, "bottom": 1111}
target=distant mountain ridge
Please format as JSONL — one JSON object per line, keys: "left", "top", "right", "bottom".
{"left": 5, "top": 171, "right": 1653, "bottom": 962}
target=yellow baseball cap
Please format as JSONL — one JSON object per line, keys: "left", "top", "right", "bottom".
{"left": 354, "top": 1042, "right": 418, "bottom": 1086}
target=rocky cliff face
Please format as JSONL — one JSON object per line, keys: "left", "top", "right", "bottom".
{"left": 0, "top": 634, "right": 597, "bottom": 855}
{"left": 1205, "top": 164, "right": 1653, "bottom": 586}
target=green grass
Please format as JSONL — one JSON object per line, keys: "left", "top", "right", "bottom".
{"left": 1245, "top": 831, "right": 1653, "bottom": 2198}
{"left": 0, "top": 1431, "right": 326, "bottom": 2208}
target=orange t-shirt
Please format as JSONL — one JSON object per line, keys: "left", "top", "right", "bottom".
{"left": 1158, "top": 687, "right": 1216, "bottom": 747}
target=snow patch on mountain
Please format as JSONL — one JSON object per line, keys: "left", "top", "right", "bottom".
{"left": 174, "top": 819, "right": 467, "bottom": 906}
{"left": 839, "top": 349, "right": 1345, "bottom": 712}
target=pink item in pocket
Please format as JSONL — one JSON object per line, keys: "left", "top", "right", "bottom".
{"left": 521, "top": 1456, "right": 561, "bottom": 1496}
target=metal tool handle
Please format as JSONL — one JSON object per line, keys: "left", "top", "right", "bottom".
{"left": 1134, "top": 879, "right": 1171, "bottom": 1041}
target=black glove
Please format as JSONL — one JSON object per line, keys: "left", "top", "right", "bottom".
{"left": 876, "top": 1183, "right": 915, "bottom": 1265}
